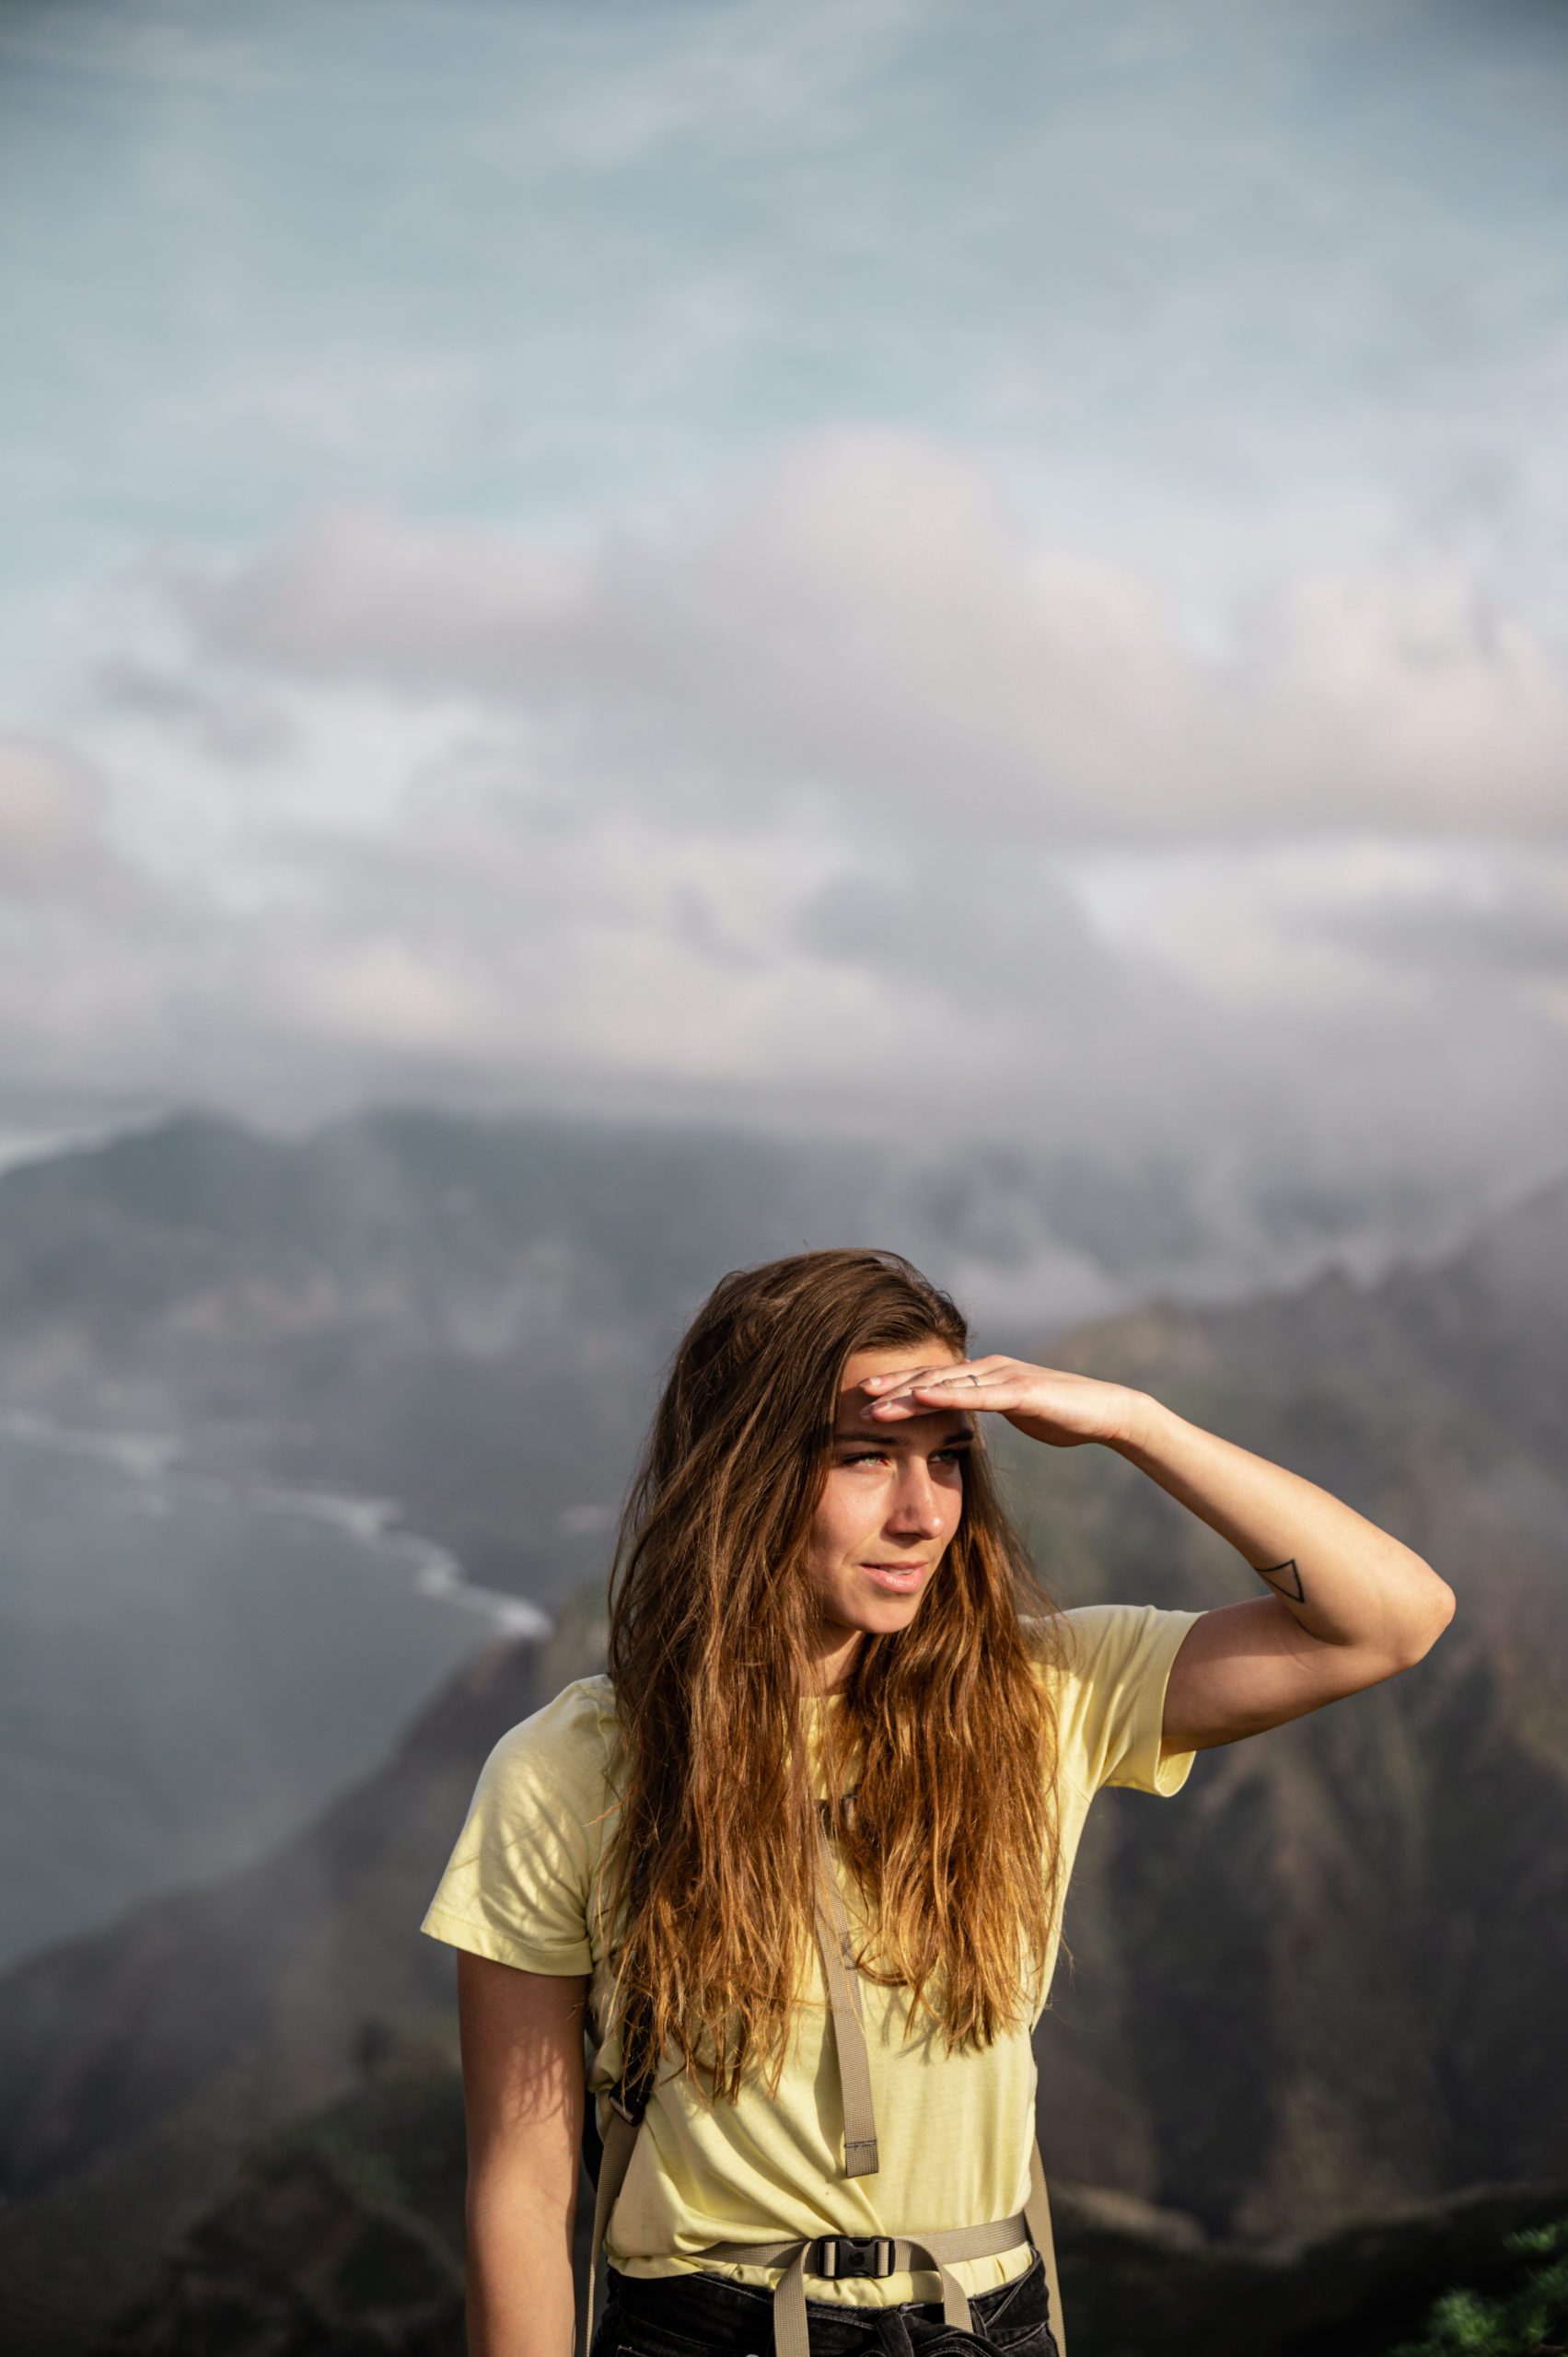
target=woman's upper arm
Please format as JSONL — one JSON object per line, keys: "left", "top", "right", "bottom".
{"left": 1158, "top": 1594, "right": 1426, "bottom": 1756}
{"left": 457, "top": 1948, "right": 591, "bottom": 2205}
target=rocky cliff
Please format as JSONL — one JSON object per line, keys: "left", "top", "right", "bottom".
{"left": 0, "top": 1627, "right": 550, "bottom": 2351}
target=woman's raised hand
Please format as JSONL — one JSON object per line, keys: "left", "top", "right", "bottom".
{"left": 860, "top": 1355, "right": 1148, "bottom": 1451}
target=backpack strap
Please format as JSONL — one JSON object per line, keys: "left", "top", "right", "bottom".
{"left": 579, "top": 1807, "right": 1064, "bottom": 2357}
{"left": 704, "top": 2152, "right": 1064, "bottom": 2357}
{"left": 1024, "top": 2131, "right": 1065, "bottom": 2357}
{"left": 582, "top": 1802, "right": 878, "bottom": 2339}
{"left": 809, "top": 1802, "right": 879, "bottom": 2177}
{"left": 582, "top": 2073, "right": 645, "bottom": 2357}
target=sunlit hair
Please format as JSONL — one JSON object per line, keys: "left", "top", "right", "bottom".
{"left": 597, "top": 1245, "right": 1067, "bottom": 2107}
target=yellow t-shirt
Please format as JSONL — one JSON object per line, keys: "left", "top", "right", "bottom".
{"left": 421, "top": 1601, "right": 1202, "bottom": 2308}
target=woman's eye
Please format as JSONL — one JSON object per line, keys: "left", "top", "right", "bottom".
{"left": 839, "top": 1449, "right": 966, "bottom": 1469}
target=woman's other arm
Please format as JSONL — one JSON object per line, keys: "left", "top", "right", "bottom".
{"left": 860, "top": 1355, "right": 1457, "bottom": 1753}
{"left": 1108, "top": 1393, "right": 1456, "bottom": 1753}
{"left": 458, "top": 1948, "right": 590, "bottom": 2357}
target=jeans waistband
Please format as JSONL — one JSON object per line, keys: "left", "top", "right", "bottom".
{"left": 602, "top": 2251, "right": 1055, "bottom": 2357}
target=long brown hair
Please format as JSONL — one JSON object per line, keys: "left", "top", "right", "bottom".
{"left": 596, "top": 1246, "right": 1067, "bottom": 2107}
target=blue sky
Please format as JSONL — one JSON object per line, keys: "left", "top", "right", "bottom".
{"left": 8, "top": 0, "right": 1568, "bottom": 603}
{"left": 3, "top": 0, "right": 1568, "bottom": 1263}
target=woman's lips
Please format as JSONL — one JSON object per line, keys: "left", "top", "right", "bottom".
{"left": 860, "top": 1562, "right": 925, "bottom": 1591}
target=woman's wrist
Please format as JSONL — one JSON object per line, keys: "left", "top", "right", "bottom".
{"left": 1105, "top": 1386, "right": 1167, "bottom": 1457}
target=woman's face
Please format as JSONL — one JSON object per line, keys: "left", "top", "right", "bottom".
{"left": 802, "top": 1339, "right": 975, "bottom": 1682}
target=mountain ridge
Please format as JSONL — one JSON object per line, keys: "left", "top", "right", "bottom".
{"left": 0, "top": 1108, "right": 1562, "bottom": 2339}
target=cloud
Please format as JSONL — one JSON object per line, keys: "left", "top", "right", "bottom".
{"left": 795, "top": 841, "right": 1128, "bottom": 1017}
{"left": 6, "top": 667, "right": 1568, "bottom": 1312}
{"left": 1306, "top": 855, "right": 1568, "bottom": 983}
{"left": 93, "top": 658, "right": 295, "bottom": 768}
{"left": 6, "top": 424, "right": 1563, "bottom": 1202}
{"left": 6, "top": 0, "right": 1568, "bottom": 1316}
{"left": 172, "top": 514, "right": 583, "bottom": 697}
{"left": 0, "top": 733, "right": 220, "bottom": 1095}
{"left": 0, "top": 738, "right": 110, "bottom": 883}
{"left": 172, "top": 430, "right": 1568, "bottom": 842}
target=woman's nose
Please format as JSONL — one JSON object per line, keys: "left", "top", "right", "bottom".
{"left": 889, "top": 1471, "right": 944, "bottom": 1534}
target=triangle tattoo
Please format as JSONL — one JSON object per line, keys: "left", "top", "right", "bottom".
{"left": 1253, "top": 1557, "right": 1306, "bottom": 1602}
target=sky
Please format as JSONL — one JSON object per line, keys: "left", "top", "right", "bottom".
{"left": 3, "top": 0, "right": 1568, "bottom": 1263}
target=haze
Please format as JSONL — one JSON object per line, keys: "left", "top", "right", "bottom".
{"left": 4, "top": 0, "right": 1567, "bottom": 1299}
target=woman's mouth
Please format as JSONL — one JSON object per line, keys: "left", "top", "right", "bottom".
{"left": 860, "top": 1562, "right": 925, "bottom": 1593}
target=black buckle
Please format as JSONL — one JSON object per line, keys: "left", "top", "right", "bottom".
{"left": 811, "top": 2236, "right": 896, "bottom": 2281}
{"left": 608, "top": 2073, "right": 650, "bottom": 2127}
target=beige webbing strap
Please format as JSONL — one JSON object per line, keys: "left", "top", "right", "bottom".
{"left": 579, "top": 1802, "right": 1063, "bottom": 2357}
{"left": 695, "top": 2212, "right": 1032, "bottom": 2357}
{"left": 582, "top": 1813, "right": 878, "bottom": 2357}
{"left": 581, "top": 2114, "right": 1060, "bottom": 2357}
{"left": 1024, "top": 2131, "right": 1066, "bottom": 2357}
{"left": 811, "top": 1812, "right": 879, "bottom": 2176}
{"left": 581, "top": 2099, "right": 639, "bottom": 2357}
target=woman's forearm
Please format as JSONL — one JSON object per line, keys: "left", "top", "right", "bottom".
{"left": 465, "top": 2172, "right": 578, "bottom": 2357}
{"left": 1110, "top": 1392, "right": 1455, "bottom": 1663}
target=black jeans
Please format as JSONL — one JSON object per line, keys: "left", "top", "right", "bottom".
{"left": 592, "top": 2252, "right": 1061, "bottom": 2357}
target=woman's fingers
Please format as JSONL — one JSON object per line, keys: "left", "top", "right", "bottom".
{"left": 863, "top": 1358, "right": 1017, "bottom": 1412}
{"left": 861, "top": 1364, "right": 967, "bottom": 1402}
{"left": 862, "top": 1356, "right": 1009, "bottom": 1393}
{"left": 858, "top": 1358, "right": 1129, "bottom": 1449}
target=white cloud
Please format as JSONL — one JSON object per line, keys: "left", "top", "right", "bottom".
{"left": 4, "top": 660, "right": 1568, "bottom": 1293}
{"left": 1304, "top": 844, "right": 1568, "bottom": 983}
{"left": 5, "top": 422, "right": 1565, "bottom": 1202}
{"left": 171, "top": 432, "right": 1568, "bottom": 842}
{"left": 0, "top": 738, "right": 104, "bottom": 881}
{"left": 172, "top": 512, "right": 583, "bottom": 695}
{"left": 6, "top": 0, "right": 1568, "bottom": 1307}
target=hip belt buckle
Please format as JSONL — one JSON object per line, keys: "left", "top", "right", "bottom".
{"left": 810, "top": 2235, "right": 896, "bottom": 2281}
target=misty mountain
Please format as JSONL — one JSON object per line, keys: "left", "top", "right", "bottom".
{"left": 0, "top": 1102, "right": 1516, "bottom": 1608}
{"left": 0, "top": 1614, "right": 557, "bottom": 2353}
{"left": 1, "top": 1158, "right": 1565, "bottom": 2347}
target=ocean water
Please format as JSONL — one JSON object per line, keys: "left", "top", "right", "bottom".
{"left": 0, "top": 1418, "right": 548, "bottom": 1976}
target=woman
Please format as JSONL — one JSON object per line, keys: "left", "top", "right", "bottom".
{"left": 422, "top": 1247, "right": 1454, "bottom": 2357}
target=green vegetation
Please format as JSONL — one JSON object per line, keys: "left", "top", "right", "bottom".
{"left": 1386, "top": 2217, "right": 1568, "bottom": 2356}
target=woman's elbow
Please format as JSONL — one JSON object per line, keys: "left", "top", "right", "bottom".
{"left": 1394, "top": 1573, "right": 1458, "bottom": 1667}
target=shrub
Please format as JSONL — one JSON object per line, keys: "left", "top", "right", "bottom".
{"left": 1385, "top": 2216, "right": 1568, "bottom": 2356}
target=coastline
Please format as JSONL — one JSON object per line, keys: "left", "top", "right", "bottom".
{"left": 0, "top": 1408, "right": 552, "bottom": 1642}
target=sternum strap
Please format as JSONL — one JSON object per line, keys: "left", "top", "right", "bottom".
{"left": 691, "top": 2212, "right": 1032, "bottom": 2357}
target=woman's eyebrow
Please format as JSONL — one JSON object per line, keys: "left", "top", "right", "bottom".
{"left": 833, "top": 1422, "right": 975, "bottom": 1446}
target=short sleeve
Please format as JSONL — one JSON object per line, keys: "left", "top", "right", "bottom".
{"left": 1047, "top": 1602, "right": 1204, "bottom": 1801}
{"left": 419, "top": 1677, "right": 613, "bottom": 1975}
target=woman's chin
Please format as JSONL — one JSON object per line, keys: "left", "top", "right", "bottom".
{"left": 846, "top": 1585, "right": 925, "bottom": 1630}
{"left": 812, "top": 1573, "right": 929, "bottom": 1650}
